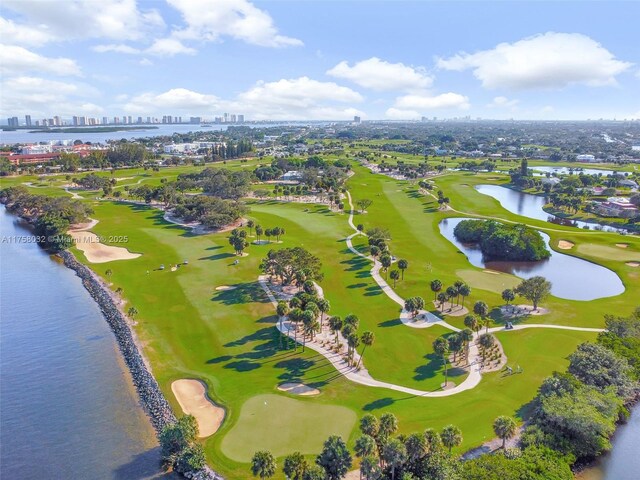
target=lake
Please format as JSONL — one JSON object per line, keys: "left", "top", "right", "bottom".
{"left": 475, "top": 184, "right": 628, "bottom": 233}
{"left": 438, "top": 217, "right": 624, "bottom": 301}
{"left": 0, "top": 208, "right": 170, "bottom": 479}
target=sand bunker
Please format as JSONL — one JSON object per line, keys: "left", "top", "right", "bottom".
{"left": 616, "top": 243, "right": 629, "bottom": 248}
{"left": 482, "top": 269, "right": 500, "bottom": 275}
{"left": 626, "top": 262, "right": 640, "bottom": 267}
{"left": 277, "top": 382, "right": 320, "bottom": 396}
{"left": 68, "top": 221, "right": 140, "bottom": 264}
{"left": 558, "top": 240, "right": 574, "bottom": 250}
{"left": 215, "top": 285, "right": 237, "bottom": 291}
{"left": 171, "top": 379, "right": 225, "bottom": 438}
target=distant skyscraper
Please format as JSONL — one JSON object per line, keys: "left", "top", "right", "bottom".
{"left": 223, "top": 113, "right": 230, "bottom": 123}
{"left": 25, "top": 115, "right": 32, "bottom": 127}
{"left": 54, "top": 116, "right": 61, "bottom": 126}
{"left": 353, "top": 116, "right": 361, "bottom": 124}
{"left": 72, "top": 116, "right": 79, "bottom": 126}
{"left": 7, "top": 116, "right": 19, "bottom": 127}
{"left": 237, "top": 114, "right": 244, "bottom": 123}
{"left": 102, "top": 116, "right": 109, "bottom": 125}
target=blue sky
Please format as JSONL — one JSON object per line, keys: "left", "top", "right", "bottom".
{"left": 1, "top": 0, "right": 639, "bottom": 121}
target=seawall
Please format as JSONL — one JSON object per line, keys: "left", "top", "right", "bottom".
{"left": 59, "top": 251, "right": 222, "bottom": 480}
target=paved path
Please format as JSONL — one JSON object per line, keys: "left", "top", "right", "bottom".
{"left": 257, "top": 189, "right": 605, "bottom": 398}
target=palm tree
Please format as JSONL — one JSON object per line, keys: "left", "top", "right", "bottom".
{"left": 348, "top": 333, "right": 360, "bottom": 364}
{"left": 127, "top": 306, "right": 138, "bottom": 319}
{"left": 255, "top": 225, "right": 263, "bottom": 242}
{"left": 397, "top": 259, "right": 408, "bottom": 280}
{"left": 276, "top": 301, "right": 289, "bottom": 341}
{"left": 463, "top": 314, "right": 478, "bottom": 334}
{"left": 359, "top": 455, "right": 381, "bottom": 480}
{"left": 453, "top": 280, "right": 464, "bottom": 305}
{"left": 105, "top": 268, "right": 113, "bottom": 279}
{"left": 430, "top": 279, "right": 442, "bottom": 301}
{"left": 382, "top": 438, "right": 407, "bottom": 480}
{"left": 459, "top": 284, "right": 471, "bottom": 308}
{"left": 356, "top": 331, "right": 375, "bottom": 369}
{"left": 380, "top": 254, "right": 392, "bottom": 279}
{"left": 251, "top": 451, "right": 276, "bottom": 479}
{"left": 493, "top": 416, "right": 518, "bottom": 449}
{"left": 316, "top": 435, "right": 352, "bottom": 480}
{"left": 328, "top": 316, "right": 343, "bottom": 346}
{"left": 461, "top": 328, "right": 474, "bottom": 359}
{"left": 433, "top": 337, "right": 449, "bottom": 386}
{"left": 389, "top": 269, "right": 400, "bottom": 287}
{"left": 437, "top": 292, "right": 447, "bottom": 311}
{"left": 247, "top": 219, "right": 255, "bottom": 237}
{"left": 283, "top": 452, "right": 307, "bottom": 480}
{"left": 474, "top": 301, "right": 490, "bottom": 331}
{"left": 440, "top": 425, "right": 463, "bottom": 453}
{"left": 317, "top": 298, "right": 330, "bottom": 328}
{"left": 445, "top": 286, "right": 457, "bottom": 310}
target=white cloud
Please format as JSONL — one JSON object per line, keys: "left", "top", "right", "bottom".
{"left": 166, "top": 0, "right": 302, "bottom": 48}
{"left": 2, "top": 0, "right": 165, "bottom": 43}
{"left": 384, "top": 108, "right": 422, "bottom": 120}
{"left": 437, "top": 32, "right": 632, "bottom": 89}
{"left": 327, "top": 57, "right": 433, "bottom": 91}
{"left": 0, "top": 76, "right": 102, "bottom": 117}
{"left": 0, "top": 17, "right": 54, "bottom": 46}
{"left": 0, "top": 45, "right": 81, "bottom": 76}
{"left": 488, "top": 96, "right": 519, "bottom": 108}
{"left": 393, "top": 92, "right": 470, "bottom": 110}
{"left": 93, "top": 44, "right": 142, "bottom": 55}
{"left": 139, "top": 58, "right": 153, "bottom": 67}
{"left": 124, "top": 88, "right": 220, "bottom": 113}
{"left": 146, "top": 38, "right": 196, "bottom": 57}
{"left": 122, "top": 77, "right": 364, "bottom": 120}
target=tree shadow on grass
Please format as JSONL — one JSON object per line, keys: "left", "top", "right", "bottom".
{"left": 378, "top": 318, "right": 402, "bottom": 328}
{"left": 223, "top": 360, "right": 261, "bottom": 372}
{"left": 363, "top": 397, "right": 395, "bottom": 411}
{"left": 413, "top": 353, "right": 445, "bottom": 381}
{"left": 199, "top": 252, "right": 235, "bottom": 261}
{"left": 340, "top": 255, "right": 369, "bottom": 273}
{"left": 347, "top": 282, "right": 368, "bottom": 289}
{"left": 364, "top": 286, "right": 382, "bottom": 296}
{"left": 211, "top": 282, "right": 270, "bottom": 305}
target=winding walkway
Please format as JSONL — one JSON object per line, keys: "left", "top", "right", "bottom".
{"left": 259, "top": 189, "right": 605, "bottom": 398}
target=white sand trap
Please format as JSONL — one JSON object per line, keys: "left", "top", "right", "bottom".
{"left": 482, "top": 269, "right": 500, "bottom": 275}
{"left": 626, "top": 262, "right": 640, "bottom": 267}
{"left": 277, "top": 382, "right": 320, "bottom": 396}
{"left": 68, "top": 221, "right": 140, "bottom": 264}
{"left": 215, "top": 285, "right": 237, "bottom": 291}
{"left": 171, "top": 379, "right": 225, "bottom": 438}
{"left": 558, "top": 240, "right": 574, "bottom": 250}
{"left": 616, "top": 243, "right": 629, "bottom": 248}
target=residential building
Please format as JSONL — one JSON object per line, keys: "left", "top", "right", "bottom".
{"left": 7, "top": 117, "right": 19, "bottom": 127}
{"left": 25, "top": 115, "right": 32, "bottom": 127}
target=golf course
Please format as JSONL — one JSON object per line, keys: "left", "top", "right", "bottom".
{"left": 2, "top": 157, "right": 638, "bottom": 479}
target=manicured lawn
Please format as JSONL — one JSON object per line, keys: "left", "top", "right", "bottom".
{"left": 221, "top": 394, "right": 357, "bottom": 462}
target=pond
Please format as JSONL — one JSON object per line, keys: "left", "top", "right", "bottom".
{"left": 475, "top": 184, "right": 628, "bottom": 233}
{"left": 530, "top": 166, "right": 625, "bottom": 177}
{"left": 438, "top": 217, "right": 624, "bottom": 301}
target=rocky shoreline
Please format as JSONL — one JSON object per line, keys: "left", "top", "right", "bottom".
{"left": 58, "top": 251, "right": 222, "bottom": 480}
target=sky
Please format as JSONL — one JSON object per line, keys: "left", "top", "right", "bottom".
{"left": 1, "top": 0, "right": 639, "bottom": 122}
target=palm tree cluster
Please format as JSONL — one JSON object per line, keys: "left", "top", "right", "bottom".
{"left": 286, "top": 288, "right": 326, "bottom": 351}
{"left": 430, "top": 279, "right": 471, "bottom": 312}
{"left": 253, "top": 224, "right": 286, "bottom": 243}
{"left": 251, "top": 412, "right": 521, "bottom": 479}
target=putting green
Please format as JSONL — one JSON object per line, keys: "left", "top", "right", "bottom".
{"left": 455, "top": 269, "right": 520, "bottom": 293}
{"left": 577, "top": 243, "right": 640, "bottom": 262}
{"left": 220, "top": 394, "right": 356, "bottom": 462}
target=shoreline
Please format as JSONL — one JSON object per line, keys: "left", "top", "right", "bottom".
{"left": 58, "top": 250, "right": 223, "bottom": 480}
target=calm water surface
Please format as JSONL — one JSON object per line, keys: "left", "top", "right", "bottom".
{"left": 475, "top": 184, "right": 628, "bottom": 233}
{"left": 438, "top": 217, "right": 624, "bottom": 301}
{"left": 0, "top": 208, "right": 168, "bottom": 479}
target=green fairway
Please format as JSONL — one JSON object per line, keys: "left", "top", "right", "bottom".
{"left": 576, "top": 243, "right": 640, "bottom": 262}
{"left": 220, "top": 394, "right": 357, "bottom": 462}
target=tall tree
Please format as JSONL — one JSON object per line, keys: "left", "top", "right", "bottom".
{"left": 283, "top": 452, "right": 308, "bottom": 480}
{"left": 516, "top": 276, "right": 551, "bottom": 311}
{"left": 397, "top": 259, "right": 408, "bottom": 280}
{"left": 356, "top": 331, "right": 375, "bottom": 369}
{"left": 251, "top": 451, "right": 276, "bottom": 479}
{"left": 501, "top": 288, "right": 516, "bottom": 308}
{"left": 430, "top": 279, "right": 443, "bottom": 301}
{"left": 328, "top": 316, "right": 343, "bottom": 345}
{"left": 380, "top": 254, "right": 392, "bottom": 279}
{"left": 493, "top": 416, "right": 518, "bottom": 449}
{"left": 389, "top": 269, "right": 400, "bottom": 287}
{"left": 316, "top": 436, "right": 352, "bottom": 480}
{"left": 440, "top": 425, "right": 463, "bottom": 453}
{"left": 459, "top": 284, "right": 471, "bottom": 308}
{"left": 382, "top": 438, "right": 407, "bottom": 480}
{"left": 433, "top": 337, "right": 450, "bottom": 386}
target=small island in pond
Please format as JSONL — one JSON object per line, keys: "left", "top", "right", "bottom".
{"left": 454, "top": 219, "right": 550, "bottom": 261}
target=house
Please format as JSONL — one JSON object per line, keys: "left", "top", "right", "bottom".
{"left": 619, "top": 179, "right": 638, "bottom": 189}
{"left": 281, "top": 170, "right": 302, "bottom": 181}
{"left": 595, "top": 197, "right": 638, "bottom": 218}
{"left": 540, "top": 177, "right": 561, "bottom": 186}
{"left": 576, "top": 154, "right": 596, "bottom": 162}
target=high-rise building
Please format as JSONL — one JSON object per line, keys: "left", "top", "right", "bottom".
{"left": 7, "top": 117, "right": 19, "bottom": 127}
{"left": 190, "top": 116, "right": 202, "bottom": 124}
{"left": 353, "top": 116, "right": 361, "bottom": 124}
{"left": 223, "top": 113, "right": 230, "bottom": 123}
{"left": 113, "top": 116, "right": 120, "bottom": 124}
{"left": 237, "top": 114, "right": 245, "bottom": 123}
{"left": 72, "top": 116, "right": 79, "bottom": 126}
{"left": 127, "top": 116, "right": 133, "bottom": 124}
{"left": 25, "top": 115, "right": 32, "bottom": 127}
{"left": 54, "top": 116, "right": 61, "bottom": 126}
{"left": 137, "top": 116, "right": 142, "bottom": 124}
{"left": 102, "top": 116, "right": 109, "bottom": 125}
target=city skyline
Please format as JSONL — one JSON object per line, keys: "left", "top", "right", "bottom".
{"left": 1, "top": 1, "right": 639, "bottom": 121}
